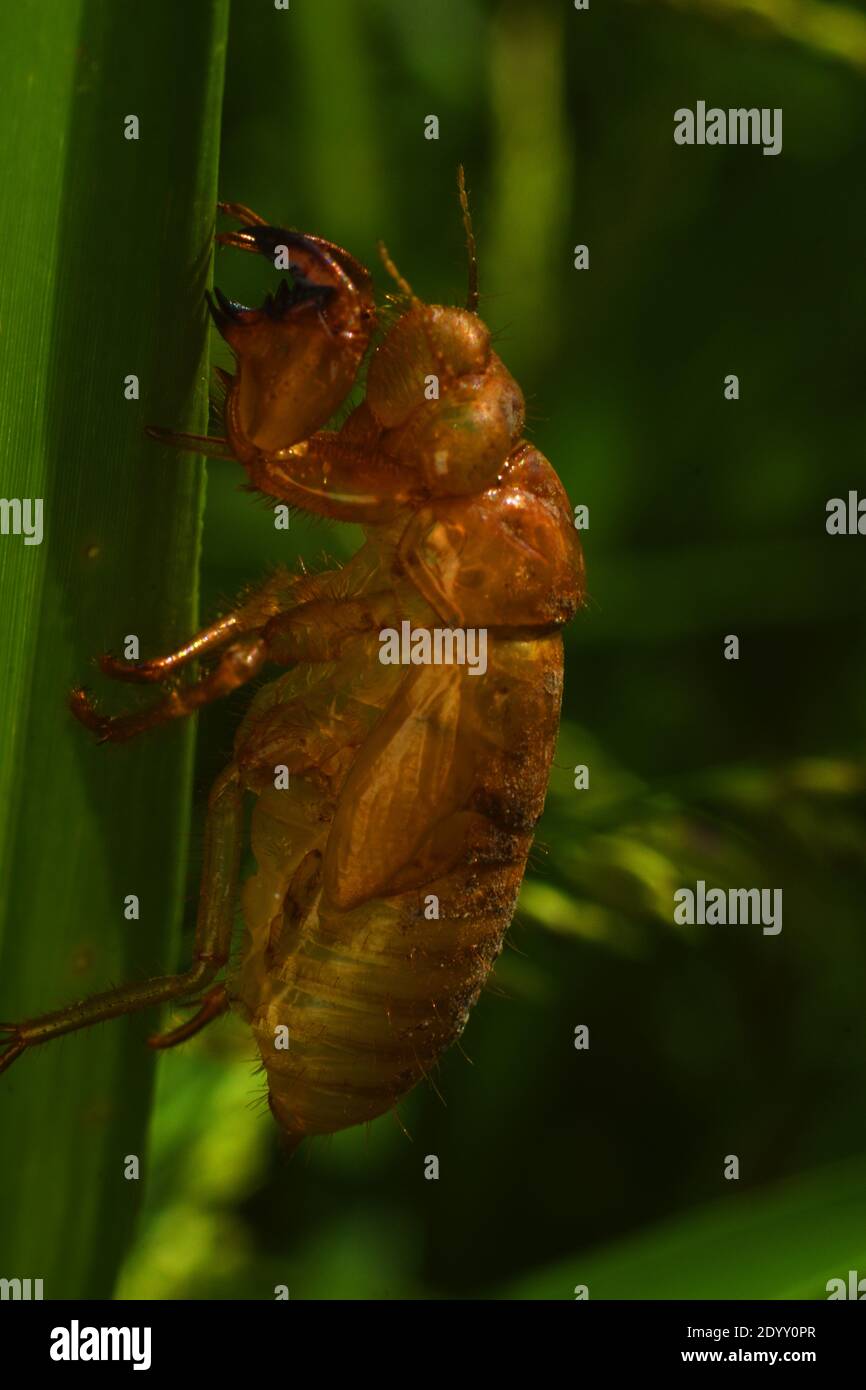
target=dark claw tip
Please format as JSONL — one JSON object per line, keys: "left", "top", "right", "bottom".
{"left": 214, "top": 286, "right": 249, "bottom": 320}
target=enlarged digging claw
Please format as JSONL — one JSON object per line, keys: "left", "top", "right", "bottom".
{"left": 206, "top": 286, "right": 250, "bottom": 330}
{"left": 208, "top": 201, "right": 376, "bottom": 450}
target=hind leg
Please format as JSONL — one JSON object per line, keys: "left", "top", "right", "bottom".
{"left": 0, "top": 764, "right": 244, "bottom": 1075}
{"left": 147, "top": 983, "right": 230, "bottom": 1050}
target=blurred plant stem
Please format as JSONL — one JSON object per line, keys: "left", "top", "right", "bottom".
{"left": 654, "top": 0, "right": 866, "bottom": 72}
{"left": 486, "top": 1, "right": 571, "bottom": 379}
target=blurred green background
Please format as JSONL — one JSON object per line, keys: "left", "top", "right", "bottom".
{"left": 5, "top": 0, "right": 866, "bottom": 1300}
{"left": 117, "top": 0, "right": 866, "bottom": 1299}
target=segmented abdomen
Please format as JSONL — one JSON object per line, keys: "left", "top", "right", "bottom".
{"left": 229, "top": 629, "right": 564, "bottom": 1140}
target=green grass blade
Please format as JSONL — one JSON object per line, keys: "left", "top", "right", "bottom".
{"left": 502, "top": 1155, "right": 866, "bottom": 1300}
{"left": 0, "top": 0, "right": 229, "bottom": 1299}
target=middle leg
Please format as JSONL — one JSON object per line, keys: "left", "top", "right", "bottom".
{"left": 71, "top": 635, "right": 268, "bottom": 743}
{"left": 72, "top": 550, "right": 388, "bottom": 744}
{"left": 96, "top": 568, "right": 303, "bottom": 685}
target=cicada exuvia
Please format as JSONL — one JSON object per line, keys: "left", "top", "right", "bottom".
{"left": 1, "top": 172, "right": 585, "bottom": 1150}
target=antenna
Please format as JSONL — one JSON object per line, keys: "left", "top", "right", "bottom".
{"left": 457, "top": 164, "right": 479, "bottom": 312}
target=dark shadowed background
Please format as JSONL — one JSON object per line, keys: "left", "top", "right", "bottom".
{"left": 120, "top": 0, "right": 866, "bottom": 1299}
{"left": 2, "top": 0, "right": 866, "bottom": 1300}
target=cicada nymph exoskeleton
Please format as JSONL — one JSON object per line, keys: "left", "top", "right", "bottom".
{"left": 0, "top": 171, "right": 585, "bottom": 1150}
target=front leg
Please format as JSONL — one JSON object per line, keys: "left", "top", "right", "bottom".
{"left": 244, "top": 428, "right": 421, "bottom": 525}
